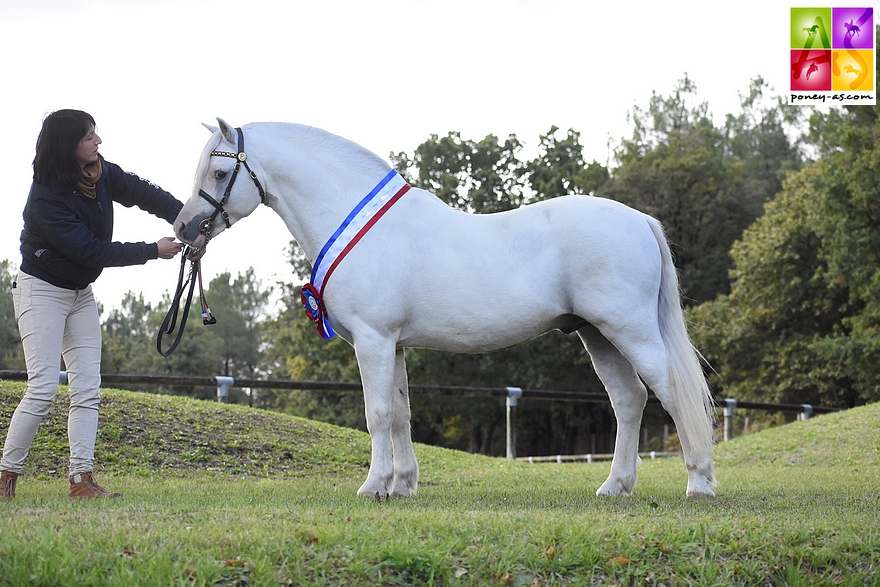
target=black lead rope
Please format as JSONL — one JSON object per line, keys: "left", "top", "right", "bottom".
{"left": 156, "top": 247, "right": 216, "bottom": 357}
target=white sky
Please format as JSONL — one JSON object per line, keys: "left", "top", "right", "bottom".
{"left": 0, "top": 0, "right": 851, "bottom": 317}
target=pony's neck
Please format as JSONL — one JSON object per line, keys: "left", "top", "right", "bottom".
{"left": 255, "top": 123, "right": 393, "bottom": 262}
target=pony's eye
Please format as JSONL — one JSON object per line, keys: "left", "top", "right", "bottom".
{"left": 214, "top": 170, "right": 228, "bottom": 180}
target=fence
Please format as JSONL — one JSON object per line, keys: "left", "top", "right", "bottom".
{"left": 0, "top": 370, "right": 840, "bottom": 461}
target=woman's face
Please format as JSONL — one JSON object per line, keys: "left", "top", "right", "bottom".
{"left": 74, "top": 125, "right": 102, "bottom": 168}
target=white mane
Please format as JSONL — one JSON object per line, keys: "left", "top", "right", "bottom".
{"left": 251, "top": 121, "right": 391, "bottom": 179}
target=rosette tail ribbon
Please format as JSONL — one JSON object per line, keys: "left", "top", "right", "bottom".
{"left": 300, "top": 169, "right": 411, "bottom": 338}
{"left": 301, "top": 283, "right": 335, "bottom": 338}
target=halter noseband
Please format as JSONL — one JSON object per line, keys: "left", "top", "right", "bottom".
{"left": 197, "top": 127, "right": 266, "bottom": 240}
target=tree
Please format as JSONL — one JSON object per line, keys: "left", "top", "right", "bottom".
{"left": 258, "top": 246, "right": 365, "bottom": 428}
{"left": 526, "top": 126, "right": 609, "bottom": 201}
{"left": 0, "top": 259, "right": 24, "bottom": 370}
{"left": 404, "top": 333, "right": 611, "bottom": 455}
{"left": 102, "top": 291, "right": 157, "bottom": 374}
{"left": 598, "top": 75, "right": 800, "bottom": 305}
{"left": 691, "top": 64, "right": 880, "bottom": 408}
{"left": 722, "top": 77, "right": 803, "bottom": 217}
{"left": 690, "top": 162, "right": 850, "bottom": 405}
{"left": 101, "top": 267, "right": 270, "bottom": 403}
{"left": 802, "top": 68, "right": 880, "bottom": 405}
{"left": 391, "top": 131, "right": 527, "bottom": 213}
{"left": 205, "top": 269, "right": 270, "bottom": 379}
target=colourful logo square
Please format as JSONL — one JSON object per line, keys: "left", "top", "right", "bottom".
{"left": 791, "top": 7, "right": 832, "bottom": 49}
{"left": 791, "top": 50, "right": 832, "bottom": 90}
{"left": 833, "top": 49, "right": 874, "bottom": 90}
{"left": 832, "top": 7, "right": 874, "bottom": 49}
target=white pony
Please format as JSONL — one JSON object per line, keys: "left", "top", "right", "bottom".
{"left": 174, "top": 119, "right": 717, "bottom": 498}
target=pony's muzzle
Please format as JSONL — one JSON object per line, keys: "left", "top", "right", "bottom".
{"left": 175, "top": 216, "right": 211, "bottom": 248}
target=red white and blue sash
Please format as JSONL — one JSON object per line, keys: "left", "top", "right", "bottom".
{"left": 300, "top": 169, "right": 411, "bottom": 338}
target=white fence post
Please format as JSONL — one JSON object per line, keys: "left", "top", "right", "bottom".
{"left": 723, "top": 398, "right": 737, "bottom": 441}
{"left": 215, "top": 376, "right": 234, "bottom": 403}
{"left": 799, "top": 404, "right": 813, "bottom": 420}
{"left": 506, "top": 387, "right": 522, "bottom": 460}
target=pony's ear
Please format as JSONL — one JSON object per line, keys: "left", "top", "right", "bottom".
{"left": 202, "top": 122, "right": 219, "bottom": 134}
{"left": 216, "top": 118, "right": 236, "bottom": 143}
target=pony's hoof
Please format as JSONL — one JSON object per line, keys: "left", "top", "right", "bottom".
{"left": 686, "top": 459, "right": 717, "bottom": 498}
{"left": 686, "top": 477, "right": 716, "bottom": 498}
{"left": 357, "top": 480, "right": 389, "bottom": 498}
{"left": 390, "top": 473, "right": 418, "bottom": 497}
{"left": 390, "top": 484, "right": 416, "bottom": 498}
{"left": 596, "top": 477, "right": 634, "bottom": 497}
{"left": 686, "top": 487, "right": 715, "bottom": 499}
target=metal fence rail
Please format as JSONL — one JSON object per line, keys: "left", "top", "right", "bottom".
{"left": 518, "top": 451, "right": 683, "bottom": 464}
{"left": 0, "top": 370, "right": 841, "bottom": 460}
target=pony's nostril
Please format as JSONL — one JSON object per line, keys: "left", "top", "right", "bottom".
{"left": 175, "top": 221, "right": 189, "bottom": 241}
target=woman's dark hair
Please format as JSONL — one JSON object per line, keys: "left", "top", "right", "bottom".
{"left": 33, "top": 109, "right": 97, "bottom": 188}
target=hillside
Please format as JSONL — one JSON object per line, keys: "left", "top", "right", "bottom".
{"left": 0, "top": 380, "right": 378, "bottom": 480}
{"left": 713, "top": 400, "right": 880, "bottom": 468}
{"left": 1, "top": 379, "right": 878, "bottom": 481}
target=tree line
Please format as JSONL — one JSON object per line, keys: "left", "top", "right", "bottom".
{"left": 2, "top": 65, "right": 877, "bottom": 456}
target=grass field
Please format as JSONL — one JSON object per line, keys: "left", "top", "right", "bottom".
{"left": 0, "top": 380, "right": 878, "bottom": 586}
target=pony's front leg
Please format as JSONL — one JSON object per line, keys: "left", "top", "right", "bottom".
{"left": 353, "top": 332, "right": 398, "bottom": 498}
{"left": 390, "top": 348, "right": 419, "bottom": 496}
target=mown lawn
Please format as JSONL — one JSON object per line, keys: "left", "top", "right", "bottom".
{"left": 0, "top": 380, "right": 878, "bottom": 586}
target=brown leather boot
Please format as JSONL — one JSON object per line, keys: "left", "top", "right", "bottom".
{"left": 68, "top": 472, "right": 122, "bottom": 499}
{"left": 0, "top": 471, "right": 18, "bottom": 499}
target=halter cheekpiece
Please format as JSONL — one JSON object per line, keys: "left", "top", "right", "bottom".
{"left": 197, "top": 127, "right": 267, "bottom": 241}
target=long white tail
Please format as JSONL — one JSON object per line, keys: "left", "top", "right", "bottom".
{"left": 647, "top": 217, "right": 717, "bottom": 479}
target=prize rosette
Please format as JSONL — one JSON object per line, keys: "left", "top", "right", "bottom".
{"left": 300, "top": 283, "right": 335, "bottom": 338}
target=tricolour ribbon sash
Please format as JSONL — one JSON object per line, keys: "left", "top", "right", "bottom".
{"left": 300, "top": 169, "right": 411, "bottom": 338}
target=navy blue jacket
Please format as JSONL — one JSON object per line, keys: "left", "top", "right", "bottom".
{"left": 19, "top": 158, "right": 183, "bottom": 290}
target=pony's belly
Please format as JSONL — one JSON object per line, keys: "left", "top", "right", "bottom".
{"left": 396, "top": 313, "right": 581, "bottom": 353}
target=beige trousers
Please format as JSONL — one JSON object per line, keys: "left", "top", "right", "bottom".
{"left": 1, "top": 272, "right": 102, "bottom": 476}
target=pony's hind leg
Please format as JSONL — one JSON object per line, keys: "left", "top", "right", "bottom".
{"left": 597, "top": 324, "right": 716, "bottom": 498}
{"left": 389, "top": 348, "right": 419, "bottom": 497}
{"left": 578, "top": 324, "right": 647, "bottom": 496}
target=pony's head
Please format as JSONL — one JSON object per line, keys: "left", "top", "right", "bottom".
{"left": 174, "top": 118, "right": 266, "bottom": 249}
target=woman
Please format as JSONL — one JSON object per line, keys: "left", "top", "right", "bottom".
{"left": 0, "top": 109, "right": 187, "bottom": 499}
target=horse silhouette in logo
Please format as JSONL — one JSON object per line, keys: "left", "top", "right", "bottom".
{"left": 806, "top": 62, "right": 820, "bottom": 80}
{"left": 844, "top": 19, "right": 861, "bottom": 38}
{"left": 803, "top": 24, "right": 820, "bottom": 36}
{"left": 844, "top": 64, "right": 862, "bottom": 77}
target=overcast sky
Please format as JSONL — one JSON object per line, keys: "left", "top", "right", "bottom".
{"left": 0, "top": 0, "right": 842, "bottom": 317}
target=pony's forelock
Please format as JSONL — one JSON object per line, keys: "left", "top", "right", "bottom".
{"left": 191, "top": 129, "right": 226, "bottom": 193}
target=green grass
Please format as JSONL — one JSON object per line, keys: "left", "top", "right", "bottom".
{"left": 1, "top": 380, "right": 878, "bottom": 586}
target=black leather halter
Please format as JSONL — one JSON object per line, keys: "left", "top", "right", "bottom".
{"left": 197, "top": 127, "right": 267, "bottom": 241}
{"left": 157, "top": 128, "right": 266, "bottom": 356}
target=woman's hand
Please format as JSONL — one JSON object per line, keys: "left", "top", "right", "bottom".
{"left": 156, "top": 236, "right": 184, "bottom": 259}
